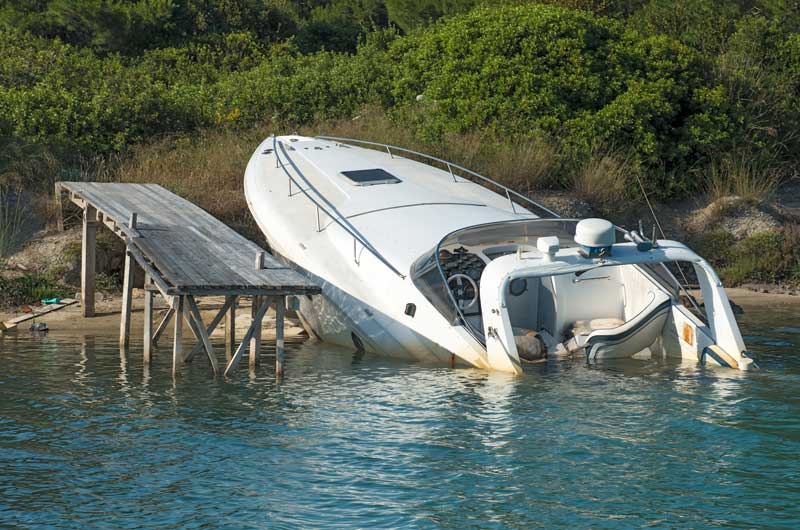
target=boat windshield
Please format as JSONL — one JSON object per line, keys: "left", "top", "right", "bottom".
{"left": 411, "top": 220, "right": 582, "bottom": 330}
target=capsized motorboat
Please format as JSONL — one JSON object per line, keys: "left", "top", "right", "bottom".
{"left": 244, "top": 135, "right": 755, "bottom": 373}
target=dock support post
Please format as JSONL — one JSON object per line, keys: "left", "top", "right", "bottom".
{"left": 250, "top": 252, "right": 266, "bottom": 368}
{"left": 249, "top": 296, "right": 262, "bottom": 368}
{"left": 81, "top": 205, "right": 98, "bottom": 317}
{"left": 143, "top": 274, "right": 154, "bottom": 364}
{"left": 225, "top": 295, "right": 236, "bottom": 361}
{"left": 172, "top": 296, "right": 184, "bottom": 376}
{"left": 119, "top": 213, "right": 137, "bottom": 350}
{"left": 276, "top": 296, "right": 285, "bottom": 377}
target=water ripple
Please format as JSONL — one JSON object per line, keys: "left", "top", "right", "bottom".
{"left": 1, "top": 309, "right": 799, "bottom": 528}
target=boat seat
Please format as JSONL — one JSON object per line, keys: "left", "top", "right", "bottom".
{"left": 512, "top": 327, "right": 547, "bottom": 362}
{"left": 565, "top": 293, "right": 672, "bottom": 360}
{"left": 570, "top": 318, "right": 625, "bottom": 337}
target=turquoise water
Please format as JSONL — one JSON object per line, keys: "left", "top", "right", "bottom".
{"left": 1, "top": 304, "right": 799, "bottom": 528}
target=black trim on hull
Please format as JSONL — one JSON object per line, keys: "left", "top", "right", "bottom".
{"left": 585, "top": 299, "right": 673, "bottom": 361}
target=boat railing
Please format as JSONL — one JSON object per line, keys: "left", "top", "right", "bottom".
{"left": 272, "top": 136, "right": 407, "bottom": 279}
{"left": 315, "top": 136, "right": 560, "bottom": 219}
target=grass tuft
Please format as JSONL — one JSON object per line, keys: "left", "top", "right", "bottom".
{"left": 0, "top": 186, "right": 25, "bottom": 257}
{"left": 705, "top": 154, "right": 780, "bottom": 204}
{"left": 571, "top": 147, "right": 634, "bottom": 213}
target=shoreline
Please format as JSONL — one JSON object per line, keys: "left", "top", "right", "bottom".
{"left": 0, "top": 294, "right": 307, "bottom": 338}
{"left": 2, "top": 287, "right": 797, "bottom": 337}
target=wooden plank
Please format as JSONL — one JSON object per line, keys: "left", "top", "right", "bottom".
{"left": 184, "top": 296, "right": 235, "bottom": 362}
{"left": 143, "top": 274, "right": 154, "bottom": 364}
{"left": 184, "top": 296, "right": 219, "bottom": 375}
{"left": 81, "top": 205, "right": 97, "bottom": 317}
{"left": 172, "top": 296, "right": 184, "bottom": 376}
{"left": 224, "top": 299, "right": 269, "bottom": 377}
{"left": 153, "top": 307, "right": 174, "bottom": 347}
{"left": 58, "top": 182, "right": 320, "bottom": 294}
{"left": 1, "top": 299, "right": 78, "bottom": 331}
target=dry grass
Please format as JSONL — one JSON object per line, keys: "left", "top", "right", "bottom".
{"left": 571, "top": 148, "right": 633, "bottom": 212}
{"left": 0, "top": 186, "right": 25, "bottom": 257}
{"left": 308, "top": 106, "right": 561, "bottom": 191}
{"left": 85, "top": 127, "right": 270, "bottom": 240}
{"left": 461, "top": 136, "right": 560, "bottom": 191}
{"left": 304, "top": 106, "right": 423, "bottom": 150}
{"left": 705, "top": 154, "right": 780, "bottom": 204}
{"left": 65, "top": 107, "right": 561, "bottom": 243}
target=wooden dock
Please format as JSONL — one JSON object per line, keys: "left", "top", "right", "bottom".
{"left": 56, "top": 182, "right": 320, "bottom": 378}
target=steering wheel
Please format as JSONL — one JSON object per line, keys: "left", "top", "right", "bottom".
{"left": 447, "top": 273, "right": 479, "bottom": 311}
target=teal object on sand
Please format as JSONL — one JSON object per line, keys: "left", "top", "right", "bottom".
{"left": 41, "top": 297, "right": 61, "bottom": 305}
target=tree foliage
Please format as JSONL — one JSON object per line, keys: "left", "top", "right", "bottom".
{"left": 0, "top": 0, "right": 798, "bottom": 197}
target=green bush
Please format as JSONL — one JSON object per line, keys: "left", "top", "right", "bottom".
{"left": 388, "top": 5, "right": 738, "bottom": 193}
{"left": 0, "top": 0, "right": 301, "bottom": 55}
{"left": 0, "top": 274, "right": 70, "bottom": 307}
{"left": 0, "top": 1, "right": 798, "bottom": 205}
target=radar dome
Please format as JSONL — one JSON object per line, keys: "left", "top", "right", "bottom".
{"left": 574, "top": 218, "right": 615, "bottom": 257}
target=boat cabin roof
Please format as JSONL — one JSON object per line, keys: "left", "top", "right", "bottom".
{"left": 273, "top": 135, "right": 539, "bottom": 268}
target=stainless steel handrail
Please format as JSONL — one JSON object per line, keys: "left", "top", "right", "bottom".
{"left": 272, "top": 136, "right": 407, "bottom": 279}
{"left": 316, "top": 136, "right": 560, "bottom": 219}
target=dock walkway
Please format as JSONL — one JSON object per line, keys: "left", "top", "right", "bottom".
{"left": 56, "top": 182, "right": 320, "bottom": 378}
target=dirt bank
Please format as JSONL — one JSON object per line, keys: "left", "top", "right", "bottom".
{"left": 0, "top": 294, "right": 307, "bottom": 340}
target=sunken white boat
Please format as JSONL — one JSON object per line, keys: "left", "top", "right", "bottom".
{"left": 244, "top": 135, "right": 754, "bottom": 373}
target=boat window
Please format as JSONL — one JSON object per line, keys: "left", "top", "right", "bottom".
{"left": 340, "top": 169, "right": 401, "bottom": 186}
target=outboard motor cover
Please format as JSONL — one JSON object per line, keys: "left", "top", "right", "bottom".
{"left": 575, "top": 218, "right": 615, "bottom": 257}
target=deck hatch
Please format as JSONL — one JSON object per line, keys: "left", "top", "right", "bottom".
{"left": 340, "top": 168, "right": 401, "bottom": 186}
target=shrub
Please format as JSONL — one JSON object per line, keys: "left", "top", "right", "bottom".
{"left": 721, "top": 230, "right": 794, "bottom": 285}
{"left": 388, "top": 5, "right": 737, "bottom": 194}
{"left": 0, "top": 274, "right": 70, "bottom": 307}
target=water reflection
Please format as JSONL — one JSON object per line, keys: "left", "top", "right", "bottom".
{"left": 0, "top": 309, "right": 798, "bottom": 528}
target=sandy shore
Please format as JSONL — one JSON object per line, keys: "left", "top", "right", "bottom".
{"left": 0, "top": 292, "right": 307, "bottom": 338}
{"left": 1, "top": 286, "right": 796, "bottom": 338}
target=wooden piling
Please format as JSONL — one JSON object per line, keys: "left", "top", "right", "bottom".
{"left": 81, "top": 205, "right": 98, "bottom": 317}
{"left": 225, "top": 295, "right": 236, "bottom": 361}
{"left": 118, "top": 213, "right": 137, "bottom": 350}
{"left": 276, "top": 296, "right": 285, "bottom": 377}
{"left": 250, "top": 254, "right": 266, "bottom": 368}
{"left": 143, "top": 274, "right": 154, "bottom": 364}
{"left": 225, "top": 299, "right": 269, "bottom": 377}
{"left": 172, "top": 296, "right": 184, "bottom": 376}
{"left": 249, "top": 296, "right": 262, "bottom": 368}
